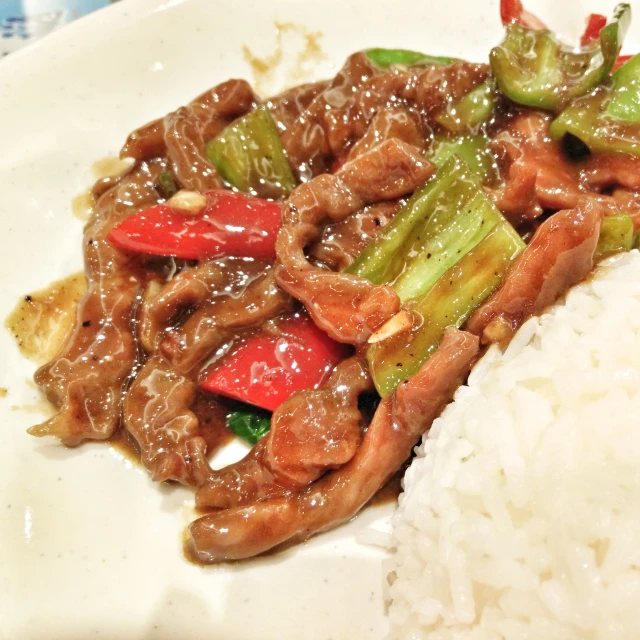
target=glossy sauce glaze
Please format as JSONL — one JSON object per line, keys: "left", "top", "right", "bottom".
{"left": 9, "top": 30, "right": 640, "bottom": 564}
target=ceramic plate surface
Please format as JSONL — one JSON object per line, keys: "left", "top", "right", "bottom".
{"left": 1, "top": 1, "right": 638, "bottom": 638}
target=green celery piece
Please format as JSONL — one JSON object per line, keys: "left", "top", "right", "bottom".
{"left": 607, "top": 53, "right": 640, "bottom": 121}
{"left": 227, "top": 409, "right": 271, "bottom": 445}
{"left": 549, "top": 53, "right": 640, "bottom": 155}
{"left": 365, "top": 48, "right": 456, "bottom": 70}
{"left": 429, "top": 135, "right": 493, "bottom": 182}
{"left": 435, "top": 79, "right": 497, "bottom": 134}
{"left": 368, "top": 220, "right": 525, "bottom": 396}
{"left": 490, "top": 4, "right": 630, "bottom": 112}
{"left": 206, "top": 105, "right": 297, "bottom": 199}
{"left": 347, "top": 156, "right": 495, "bottom": 299}
{"left": 595, "top": 213, "right": 634, "bottom": 261}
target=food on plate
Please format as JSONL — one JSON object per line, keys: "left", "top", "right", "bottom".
{"left": 19, "top": 0, "right": 640, "bottom": 565}
{"left": 388, "top": 251, "right": 640, "bottom": 638}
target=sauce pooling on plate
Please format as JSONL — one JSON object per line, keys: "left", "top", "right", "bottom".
{"left": 11, "top": 0, "right": 640, "bottom": 563}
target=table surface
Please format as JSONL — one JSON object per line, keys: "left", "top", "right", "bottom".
{"left": 0, "top": 0, "right": 118, "bottom": 56}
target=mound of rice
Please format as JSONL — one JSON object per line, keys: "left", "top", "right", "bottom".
{"left": 388, "top": 251, "right": 640, "bottom": 640}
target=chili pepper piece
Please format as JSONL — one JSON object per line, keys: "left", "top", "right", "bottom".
{"left": 201, "top": 313, "right": 349, "bottom": 412}
{"left": 107, "top": 189, "right": 282, "bottom": 260}
{"left": 581, "top": 13, "right": 608, "bottom": 47}
{"left": 226, "top": 409, "right": 272, "bottom": 445}
{"left": 206, "top": 105, "right": 297, "bottom": 199}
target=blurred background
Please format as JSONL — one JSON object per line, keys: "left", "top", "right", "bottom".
{"left": 1, "top": 0, "right": 118, "bottom": 56}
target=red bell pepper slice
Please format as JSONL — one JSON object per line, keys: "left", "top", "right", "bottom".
{"left": 201, "top": 313, "right": 349, "bottom": 412}
{"left": 581, "top": 13, "right": 608, "bottom": 46}
{"left": 107, "top": 190, "right": 281, "bottom": 260}
{"left": 613, "top": 54, "right": 633, "bottom": 72}
{"left": 499, "top": 0, "right": 546, "bottom": 29}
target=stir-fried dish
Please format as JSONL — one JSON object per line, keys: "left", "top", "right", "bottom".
{"left": 25, "top": 0, "right": 640, "bottom": 563}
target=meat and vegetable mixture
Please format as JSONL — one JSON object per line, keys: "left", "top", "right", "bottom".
{"left": 28, "top": 0, "right": 640, "bottom": 562}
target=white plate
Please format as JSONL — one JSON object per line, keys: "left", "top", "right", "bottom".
{"left": 1, "top": 1, "right": 638, "bottom": 638}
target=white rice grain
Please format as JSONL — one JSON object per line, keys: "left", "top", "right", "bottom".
{"left": 388, "top": 251, "right": 640, "bottom": 640}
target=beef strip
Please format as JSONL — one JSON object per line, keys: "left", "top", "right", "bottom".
{"left": 281, "top": 53, "right": 379, "bottom": 179}
{"left": 581, "top": 152, "right": 640, "bottom": 192}
{"left": 276, "top": 139, "right": 434, "bottom": 344}
{"left": 164, "top": 106, "right": 222, "bottom": 191}
{"left": 488, "top": 111, "right": 584, "bottom": 222}
{"left": 123, "top": 354, "right": 212, "bottom": 485}
{"left": 196, "top": 355, "right": 372, "bottom": 510}
{"left": 120, "top": 79, "right": 257, "bottom": 161}
{"left": 161, "top": 265, "right": 291, "bottom": 375}
{"left": 308, "top": 201, "right": 401, "bottom": 271}
{"left": 185, "top": 327, "right": 479, "bottom": 562}
{"left": 466, "top": 198, "right": 603, "bottom": 343}
{"left": 31, "top": 161, "right": 166, "bottom": 445}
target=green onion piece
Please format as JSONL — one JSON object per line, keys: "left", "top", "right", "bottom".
{"left": 206, "top": 105, "right": 297, "bottom": 199}
{"left": 226, "top": 409, "right": 271, "bottom": 445}
{"left": 549, "top": 53, "right": 640, "bottom": 156}
{"left": 490, "top": 4, "right": 630, "bottom": 112}
{"left": 595, "top": 213, "right": 634, "bottom": 261}
{"left": 365, "top": 48, "right": 456, "bottom": 70}
{"left": 435, "top": 79, "right": 497, "bottom": 134}
{"left": 429, "top": 135, "right": 493, "bottom": 182}
{"left": 347, "top": 156, "right": 497, "bottom": 301}
{"left": 368, "top": 220, "right": 525, "bottom": 396}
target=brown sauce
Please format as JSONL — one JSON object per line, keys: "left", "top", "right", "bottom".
{"left": 71, "top": 191, "right": 95, "bottom": 222}
{"left": 0, "top": 388, "right": 7, "bottom": 398}
{"left": 91, "top": 156, "right": 134, "bottom": 180}
{"left": 108, "top": 428, "right": 142, "bottom": 466}
{"left": 6, "top": 272, "right": 87, "bottom": 364}
{"left": 243, "top": 21, "right": 325, "bottom": 95}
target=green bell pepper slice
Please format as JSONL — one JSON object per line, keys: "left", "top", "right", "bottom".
{"left": 365, "top": 48, "right": 456, "bottom": 70}
{"left": 549, "top": 53, "right": 640, "bottom": 155}
{"left": 490, "top": 4, "right": 631, "bottom": 112}
{"left": 428, "top": 135, "right": 493, "bottom": 182}
{"left": 206, "top": 105, "right": 297, "bottom": 199}
{"left": 347, "top": 156, "right": 498, "bottom": 302}
{"left": 368, "top": 220, "right": 525, "bottom": 396}
{"left": 435, "top": 79, "right": 497, "bottom": 134}
{"left": 595, "top": 213, "right": 634, "bottom": 261}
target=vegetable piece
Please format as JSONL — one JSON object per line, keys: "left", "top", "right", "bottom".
{"left": 368, "top": 220, "right": 525, "bottom": 396}
{"left": 158, "top": 170, "right": 178, "bottom": 199}
{"left": 614, "top": 54, "right": 633, "bottom": 72}
{"left": 435, "top": 79, "right": 497, "bottom": 134}
{"left": 201, "top": 313, "right": 349, "bottom": 412}
{"left": 364, "top": 48, "right": 456, "bottom": 69}
{"left": 429, "top": 135, "right": 493, "bottom": 181}
{"left": 347, "top": 156, "right": 500, "bottom": 302}
{"left": 227, "top": 409, "right": 271, "bottom": 445}
{"left": 595, "top": 213, "right": 634, "bottom": 261}
{"left": 549, "top": 53, "right": 640, "bottom": 155}
{"left": 581, "top": 13, "right": 608, "bottom": 46}
{"left": 490, "top": 4, "right": 631, "bottom": 112}
{"left": 107, "top": 189, "right": 281, "bottom": 260}
{"left": 205, "top": 105, "right": 297, "bottom": 199}
{"left": 500, "top": 0, "right": 546, "bottom": 29}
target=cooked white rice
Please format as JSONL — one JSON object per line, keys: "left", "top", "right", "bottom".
{"left": 388, "top": 250, "right": 640, "bottom": 640}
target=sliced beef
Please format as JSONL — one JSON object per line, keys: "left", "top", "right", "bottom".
{"left": 185, "top": 327, "right": 479, "bottom": 562}
{"left": 196, "top": 355, "right": 372, "bottom": 510}
{"left": 466, "top": 198, "right": 602, "bottom": 343}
